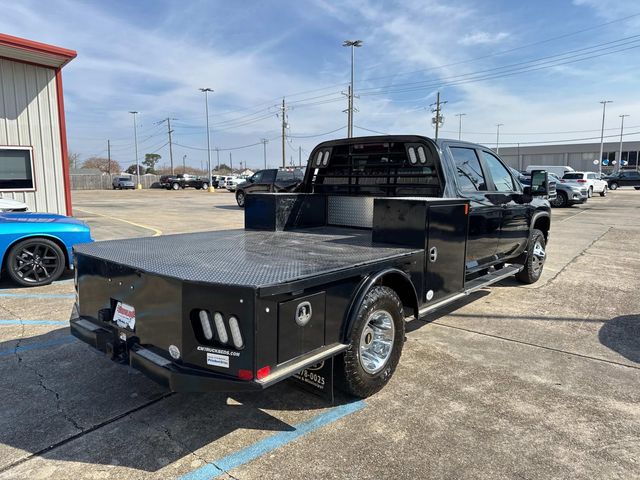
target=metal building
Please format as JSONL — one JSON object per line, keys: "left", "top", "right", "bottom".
{"left": 498, "top": 141, "right": 640, "bottom": 173}
{"left": 0, "top": 33, "right": 76, "bottom": 215}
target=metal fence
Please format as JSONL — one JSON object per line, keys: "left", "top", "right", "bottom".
{"left": 70, "top": 174, "right": 162, "bottom": 190}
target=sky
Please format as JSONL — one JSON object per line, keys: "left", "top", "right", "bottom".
{"left": 1, "top": 0, "right": 639, "bottom": 171}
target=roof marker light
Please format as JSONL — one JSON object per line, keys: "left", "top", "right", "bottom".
{"left": 315, "top": 151, "right": 323, "bottom": 166}
{"left": 322, "top": 151, "right": 330, "bottom": 166}
{"left": 213, "top": 312, "right": 228, "bottom": 344}
{"left": 199, "top": 310, "right": 214, "bottom": 340}
{"left": 408, "top": 147, "right": 417, "bottom": 164}
{"left": 417, "top": 146, "right": 427, "bottom": 164}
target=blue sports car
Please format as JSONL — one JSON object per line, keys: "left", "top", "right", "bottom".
{"left": 0, "top": 212, "right": 93, "bottom": 287}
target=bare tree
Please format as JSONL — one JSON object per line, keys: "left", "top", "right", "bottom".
{"left": 81, "top": 157, "right": 122, "bottom": 174}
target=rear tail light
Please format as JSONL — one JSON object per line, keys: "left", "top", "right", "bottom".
{"left": 577, "top": 179, "right": 587, "bottom": 183}
{"left": 228, "top": 316, "right": 244, "bottom": 349}
{"left": 238, "top": 369, "right": 253, "bottom": 380}
{"left": 213, "top": 312, "right": 229, "bottom": 344}
{"left": 199, "top": 310, "right": 214, "bottom": 340}
{"left": 257, "top": 366, "right": 271, "bottom": 380}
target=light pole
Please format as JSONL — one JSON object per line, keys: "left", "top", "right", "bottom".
{"left": 261, "top": 138, "right": 268, "bottom": 169}
{"left": 495, "top": 123, "right": 504, "bottom": 153}
{"left": 182, "top": 154, "right": 187, "bottom": 173}
{"left": 597, "top": 100, "right": 613, "bottom": 176}
{"left": 200, "top": 87, "right": 215, "bottom": 191}
{"left": 455, "top": 113, "right": 466, "bottom": 140}
{"left": 343, "top": 40, "right": 363, "bottom": 138}
{"left": 129, "top": 111, "right": 141, "bottom": 189}
{"left": 618, "top": 114, "right": 630, "bottom": 172}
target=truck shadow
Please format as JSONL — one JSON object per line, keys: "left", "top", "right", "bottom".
{"left": 598, "top": 314, "right": 640, "bottom": 363}
{"left": 0, "top": 328, "right": 357, "bottom": 474}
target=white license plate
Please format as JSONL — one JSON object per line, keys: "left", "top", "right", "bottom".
{"left": 113, "top": 301, "right": 136, "bottom": 330}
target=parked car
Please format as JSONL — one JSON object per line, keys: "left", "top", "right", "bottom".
{"left": 548, "top": 173, "right": 588, "bottom": 207}
{"left": 235, "top": 168, "right": 305, "bottom": 207}
{"left": 0, "top": 197, "right": 29, "bottom": 212}
{"left": 225, "top": 176, "right": 244, "bottom": 192}
{"left": 160, "top": 174, "right": 210, "bottom": 190}
{"left": 0, "top": 212, "right": 93, "bottom": 286}
{"left": 526, "top": 165, "right": 574, "bottom": 178}
{"left": 511, "top": 168, "right": 558, "bottom": 204}
{"left": 216, "top": 176, "right": 229, "bottom": 188}
{"left": 606, "top": 170, "right": 640, "bottom": 190}
{"left": 112, "top": 176, "right": 135, "bottom": 190}
{"left": 561, "top": 171, "right": 607, "bottom": 197}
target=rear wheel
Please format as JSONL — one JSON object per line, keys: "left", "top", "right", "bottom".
{"left": 587, "top": 186, "right": 593, "bottom": 198}
{"left": 336, "top": 286, "right": 404, "bottom": 398}
{"left": 609, "top": 182, "right": 618, "bottom": 190}
{"left": 236, "top": 190, "right": 245, "bottom": 207}
{"left": 515, "top": 229, "right": 546, "bottom": 284}
{"left": 202, "top": 182, "right": 209, "bottom": 190}
{"left": 6, "top": 238, "right": 65, "bottom": 287}
{"left": 600, "top": 186, "right": 608, "bottom": 197}
{"left": 550, "top": 191, "right": 567, "bottom": 208}
{"left": 171, "top": 183, "right": 180, "bottom": 190}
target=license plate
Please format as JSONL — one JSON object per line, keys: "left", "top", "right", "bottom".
{"left": 113, "top": 301, "right": 136, "bottom": 330}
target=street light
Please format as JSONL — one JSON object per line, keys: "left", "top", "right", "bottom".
{"left": 618, "top": 114, "right": 630, "bottom": 172}
{"left": 129, "top": 111, "right": 141, "bottom": 189}
{"left": 495, "top": 123, "right": 504, "bottom": 153}
{"left": 199, "top": 87, "right": 215, "bottom": 192}
{"left": 455, "top": 113, "right": 466, "bottom": 140}
{"left": 182, "top": 154, "right": 187, "bottom": 173}
{"left": 343, "top": 40, "right": 363, "bottom": 138}
{"left": 598, "top": 100, "right": 613, "bottom": 176}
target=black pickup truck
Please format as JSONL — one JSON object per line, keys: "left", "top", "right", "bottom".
{"left": 235, "top": 168, "right": 304, "bottom": 207}
{"left": 159, "top": 174, "right": 210, "bottom": 191}
{"left": 71, "top": 135, "right": 551, "bottom": 398}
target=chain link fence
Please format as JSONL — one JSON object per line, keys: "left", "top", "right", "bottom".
{"left": 70, "top": 174, "right": 162, "bottom": 190}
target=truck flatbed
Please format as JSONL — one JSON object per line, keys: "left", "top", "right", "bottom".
{"left": 74, "top": 226, "right": 420, "bottom": 294}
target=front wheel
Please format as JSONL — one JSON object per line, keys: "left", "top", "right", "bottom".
{"left": 550, "top": 191, "right": 567, "bottom": 208}
{"left": 515, "top": 229, "right": 546, "bottom": 284}
{"left": 609, "top": 182, "right": 618, "bottom": 190}
{"left": 202, "top": 182, "right": 209, "bottom": 190}
{"left": 171, "top": 183, "right": 181, "bottom": 190}
{"left": 236, "top": 190, "right": 245, "bottom": 207}
{"left": 336, "top": 286, "right": 404, "bottom": 398}
{"left": 6, "top": 238, "right": 66, "bottom": 287}
{"left": 600, "top": 186, "right": 608, "bottom": 197}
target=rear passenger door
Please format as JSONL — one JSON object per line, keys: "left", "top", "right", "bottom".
{"left": 245, "top": 170, "right": 276, "bottom": 193}
{"left": 479, "top": 150, "right": 530, "bottom": 258}
{"left": 449, "top": 145, "right": 501, "bottom": 269}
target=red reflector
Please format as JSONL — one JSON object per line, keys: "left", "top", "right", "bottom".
{"left": 464, "top": 203, "right": 469, "bottom": 215}
{"left": 256, "top": 366, "right": 271, "bottom": 380}
{"left": 238, "top": 369, "right": 253, "bottom": 380}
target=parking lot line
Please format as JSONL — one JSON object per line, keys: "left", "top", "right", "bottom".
{"left": 179, "top": 400, "right": 366, "bottom": 480}
{"left": 75, "top": 208, "right": 163, "bottom": 237}
{"left": 0, "top": 335, "right": 75, "bottom": 357}
{"left": 0, "top": 319, "right": 67, "bottom": 325}
{"left": 0, "top": 293, "right": 74, "bottom": 299}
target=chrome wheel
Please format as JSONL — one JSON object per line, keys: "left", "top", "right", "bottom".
{"left": 531, "top": 240, "right": 546, "bottom": 275}
{"left": 359, "top": 309, "right": 395, "bottom": 375}
{"left": 11, "top": 243, "right": 61, "bottom": 285}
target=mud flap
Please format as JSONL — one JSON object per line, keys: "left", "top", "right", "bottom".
{"left": 290, "top": 357, "right": 334, "bottom": 403}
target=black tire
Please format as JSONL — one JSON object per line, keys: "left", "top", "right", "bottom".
{"left": 635, "top": 187, "right": 640, "bottom": 191}
{"left": 336, "top": 286, "right": 405, "bottom": 398}
{"left": 202, "top": 182, "right": 209, "bottom": 190}
{"left": 5, "top": 238, "right": 66, "bottom": 287}
{"left": 112, "top": 186, "right": 116, "bottom": 190}
{"left": 171, "top": 183, "right": 181, "bottom": 190}
{"left": 587, "top": 186, "right": 593, "bottom": 198}
{"left": 609, "top": 182, "right": 618, "bottom": 190}
{"left": 236, "top": 190, "right": 245, "bottom": 207}
{"left": 551, "top": 191, "right": 567, "bottom": 208}
{"left": 515, "top": 229, "right": 546, "bottom": 284}
{"left": 600, "top": 186, "right": 607, "bottom": 197}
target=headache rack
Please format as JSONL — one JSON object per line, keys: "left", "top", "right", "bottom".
{"left": 307, "top": 139, "right": 443, "bottom": 197}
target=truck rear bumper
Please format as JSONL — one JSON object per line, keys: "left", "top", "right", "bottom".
{"left": 70, "top": 314, "right": 262, "bottom": 393}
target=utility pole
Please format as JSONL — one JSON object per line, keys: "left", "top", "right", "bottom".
{"left": 129, "top": 111, "right": 141, "bottom": 189}
{"left": 261, "top": 138, "right": 268, "bottom": 169}
{"left": 215, "top": 148, "right": 220, "bottom": 170}
{"left": 299, "top": 146, "right": 302, "bottom": 167}
{"left": 229, "top": 152, "right": 233, "bottom": 171}
{"left": 182, "top": 154, "right": 186, "bottom": 173}
{"left": 107, "top": 139, "right": 111, "bottom": 175}
{"left": 618, "top": 114, "right": 630, "bottom": 172}
{"left": 430, "top": 92, "right": 447, "bottom": 140}
{"left": 455, "top": 113, "right": 466, "bottom": 140}
{"left": 166, "top": 118, "right": 175, "bottom": 174}
{"left": 279, "top": 98, "right": 288, "bottom": 168}
{"left": 200, "top": 87, "right": 214, "bottom": 190}
{"left": 343, "top": 40, "right": 363, "bottom": 138}
{"left": 598, "top": 100, "right": 613, "bottom": 177}
{"left": 495, "top": 124, "right": 504, "bottom": 153}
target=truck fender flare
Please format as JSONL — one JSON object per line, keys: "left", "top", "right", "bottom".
{"left": 530, "top": 211, "right": 550, "bottom": 241}
{"left": 342, "top": 268, "right": 419, "bottom": 342}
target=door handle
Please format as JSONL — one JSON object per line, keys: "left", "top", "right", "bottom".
{"left": 429, "top": 246, "right": 438, "bottom": 263}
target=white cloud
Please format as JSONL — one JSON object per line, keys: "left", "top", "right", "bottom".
{"left": 458, "top": 31, "right": 510, "bottom": 46}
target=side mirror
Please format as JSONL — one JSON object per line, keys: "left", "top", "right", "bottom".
{"left": 530, "top": 170, "right": 549, "bottom": 196}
